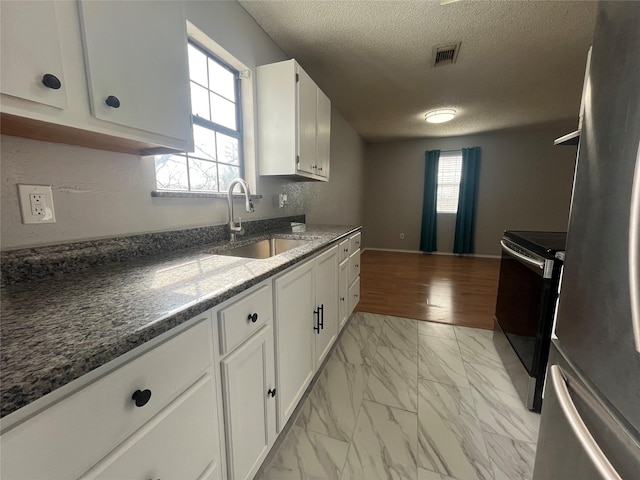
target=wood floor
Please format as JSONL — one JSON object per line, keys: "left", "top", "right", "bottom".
{"left": 355, "top": 250, "right": 501, "bottom": 330}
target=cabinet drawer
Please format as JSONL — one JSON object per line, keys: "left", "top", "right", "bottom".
{"left": 350, "top": 232, "right": 362, "bottom": 253}
{"left": 349, "top": 277, "right": 361, "bottom": 315}
{"left": 218, "top": 283, "right": 273, "bottom": 355}
{"left": 349, "top": 249, "right": 361, "bottom": 285}
{"left": 0, "top": 319, "right": 213, "bottom": 480}
{"left": 339, "top": 238, "right": 350, "bottom": 262}
{"left": 80, "top": 374, "right": 218, "bottom": 480}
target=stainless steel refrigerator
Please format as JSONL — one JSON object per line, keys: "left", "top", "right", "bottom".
{"left": 532, "top": 2, "right": 640, "bottom": 479}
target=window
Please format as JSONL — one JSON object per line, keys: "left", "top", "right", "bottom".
{"left": 436, "top": 151, "right": 463, "bottom": 213}
{"left": 155, "top": 41, "right": 243, "bottom": 193}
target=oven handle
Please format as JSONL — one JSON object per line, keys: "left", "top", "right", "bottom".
{"left": 500, "top": 240, "right": 545, "bottom": 270}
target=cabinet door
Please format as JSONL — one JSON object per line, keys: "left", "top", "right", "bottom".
{"left": 274, "top": 259, "right": 315, "bottom": 431}
{"left": 78, "top": 0, "right": 191, "bottom": 144}
{"left": 316, "top": 88, "right": 331, "bottom": 178}
{"left": 315, "top": 246, "right": 339, "bottom": 367}
{"left": 79, "top": 374, "right": 219, "bottom": 480}
{"left": 339, "top": 259, "right": 349, "bottom": 331}
{"left": 296, "top": 65, "right": 317, "bottom": 175}
{"left": 221, "top": 326, "right": 276, "bottom": 480}
{"left": 349, "top": 277, "right": 361, "bottom": 316}
{"left": 349, "top": 249, "right": 361, "bottom": 285}
{"left": 0, "top": 1, "right": 68, "bottom": 109}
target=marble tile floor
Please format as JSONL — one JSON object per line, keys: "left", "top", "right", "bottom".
{"left": 256, "top": 312, "right": 540, "bottom": 480}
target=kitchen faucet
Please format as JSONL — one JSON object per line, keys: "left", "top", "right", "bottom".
{"left": 227, "top": 178, "right": 255, "bottom": 242}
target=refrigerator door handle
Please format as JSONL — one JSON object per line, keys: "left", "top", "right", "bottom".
{"left": 629, "top": 141, "right": 640, "bottom": 353}
{"left": 550, "top": 365, "right": 622, "bottom": 480}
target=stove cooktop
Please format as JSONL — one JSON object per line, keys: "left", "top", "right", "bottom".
{"left": 503, "top": 231, "right": 567, "bottom": 258}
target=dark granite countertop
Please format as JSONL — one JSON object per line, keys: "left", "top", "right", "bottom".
{"left": 0, "top": 224, "right": 360, "bottom": 418}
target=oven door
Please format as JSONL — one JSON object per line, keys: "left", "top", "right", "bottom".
{"left": 495, "top": 238, "right": 555, "bottom": 377}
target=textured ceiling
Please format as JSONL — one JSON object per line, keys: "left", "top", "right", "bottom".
{"left": 239, "top": 0, "right": 597, "bottom": 142}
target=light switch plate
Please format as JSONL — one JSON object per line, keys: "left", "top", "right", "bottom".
{"left": 18, "top": 185, "right": 56, "bottom": 224}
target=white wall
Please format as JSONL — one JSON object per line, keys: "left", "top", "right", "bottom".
{"left": 0, "top": 0, "right": 365, "bottom": 250}
{"left": 363, "top": 122, "right": 578, "bottom": 256}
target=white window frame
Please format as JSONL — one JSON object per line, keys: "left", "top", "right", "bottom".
{"left": 154, "top": 22, "right": 257, "bottom": 195}
{"left": 436, "top": 150, "right": 463, "bottom": 214}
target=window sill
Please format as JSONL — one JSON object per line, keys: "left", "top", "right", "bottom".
{"left": 151, "top": 190, "right": 263, "bottom": 199}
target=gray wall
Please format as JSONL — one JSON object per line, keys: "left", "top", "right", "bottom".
{"left": 0, "top": 0, "right": 365, "bottom": 250}
{"left": 363, "top": 122, "right": 578, "bottom": 256}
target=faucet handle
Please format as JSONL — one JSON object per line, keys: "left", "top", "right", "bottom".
{"left": 249, "top": 199, "right": 255, "bottom": 212}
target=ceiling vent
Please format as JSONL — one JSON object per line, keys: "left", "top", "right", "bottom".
{"left": 432, "top": 42, "right": 461, "bottom": 67}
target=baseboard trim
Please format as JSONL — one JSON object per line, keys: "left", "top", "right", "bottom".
{"left": 362, "top": 247, "right": 501, "bottom": 259}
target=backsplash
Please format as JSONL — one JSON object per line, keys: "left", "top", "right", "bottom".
{"left": 1, "top": 215, "right": 305, "bottom": 286}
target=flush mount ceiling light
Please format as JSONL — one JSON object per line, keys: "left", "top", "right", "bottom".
{"left": 425, "top": 109, "right": 456, "bottom": 123}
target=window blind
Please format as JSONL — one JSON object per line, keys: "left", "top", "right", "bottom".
{"left": 436, "top": 151, "right": 462, "bottom": 213}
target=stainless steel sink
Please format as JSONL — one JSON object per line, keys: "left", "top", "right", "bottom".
{"left": 217, "top": 238, "right": 312, "bottom": 259}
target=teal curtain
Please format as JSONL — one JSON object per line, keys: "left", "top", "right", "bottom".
{"left": 453, "top": 147, "right": 480, "bottom": 254}
{"left": 420, "top": 150, "right": 440, "bottom": 252}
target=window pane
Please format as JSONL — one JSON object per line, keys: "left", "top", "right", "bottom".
{"left": 187, "top": 44, "right": 208, "bottom": 87}
{"left": 437, "top": 185, "right": 459, "bottom": 213}
{"left": 190, "top": 82, "right": 210, "bottom": 120}
{"left": 436, "top": 154, "right": 463, "bottom": 213}
{"left": 208, "top": 58, "right": 235, "bottom": 101}
{"left": 192, "top": 124, "right": 217, "bottom": 161}
{"left": 218, "top": 164, "right": 241, "bottom": 192}
{"left": 155, "top": 155, "right": 189, "bottom": 191}
{"left": 188, "top": 158, "right": 218, "bottom": 191}
{"left": 210, "top": 93, "right": 236, "bottom": 130}
{"left": 216, "top": 133, "right": 239, "bottom": 166}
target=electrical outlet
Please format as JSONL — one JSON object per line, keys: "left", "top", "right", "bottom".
{"left": 30, "top": 194, "right": 45, "bottom": 216}
{"left": 400, "top": 233, "right": 405, "bottom": 240}
{"left": 18, "top": 185, "right": 56, "bottom": 224}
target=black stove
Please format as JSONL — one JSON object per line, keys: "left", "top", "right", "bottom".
{"left": 504, "top": 231, "right": 566, "bottom": 258}
{"left": 494, "top": 230, "right": 566, "bottom": 413}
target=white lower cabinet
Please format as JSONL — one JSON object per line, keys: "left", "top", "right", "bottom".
{"left": 0, "top": 317, "right": 219, "bottom": 480}
{"left": 220, "top": 325, "right": 276, "bottom": 480}
{"left": 315, "top": 246, "right": 339, "bottom": 366}
{"left": 273, "top": 258, "right": 316, "bottom": 431}
{"left": 273, "top": 245, "right": 339, "bottom": 431}
{"left": 339, "top": 258, "right": 349, "bottom": 331}
{"left": 347, "top": 233, "right": 362, "bottom": 315}
{"left": 79, "top": 374, "right": 220, "bottom": 480}
{"left": 349, "top": 276, "right": 361, "bottom": 316}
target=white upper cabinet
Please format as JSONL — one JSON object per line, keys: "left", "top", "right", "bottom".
{"left": 0, "top": 1, "right": 68, "bottom": 109}
{"left": 77, "top": 0, "right": 191, "bottom": 144}
{"left": 257, "top": 59, "right": 331, "bottom": 181}
{"left": 316, "top": 88, "right": 331, "bottom": 177}
{"left": 0, "top": 0, "right": 192, "bottom": 155}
